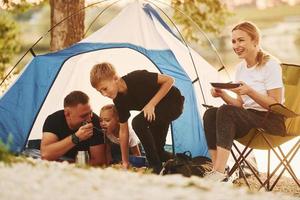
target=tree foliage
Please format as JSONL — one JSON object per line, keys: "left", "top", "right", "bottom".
{"left": 2, "top": 0, "right": 84, "bottom": 51}
{"left": 171, "top": 0, "right": 231, "bottom": 43}
{"left": 1, "top": 0, "right": 44, "bottom": 12}
{"left": 0, "top": 12, "right": 20, "bottom": 79}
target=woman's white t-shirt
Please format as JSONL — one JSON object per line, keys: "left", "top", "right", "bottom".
{"left": 235, "top": 58, "right": 284, "bottom": 111}
{"left": 106, "top": 126, "right": 140, "bottom": 147}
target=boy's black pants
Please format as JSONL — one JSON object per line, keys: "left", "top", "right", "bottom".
{"left": 132, "top": 95, "right": 184, "bottom": 174}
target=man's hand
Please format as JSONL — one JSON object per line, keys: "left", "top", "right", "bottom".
{"left": 142, "top": 103, "right": 155, "bottom": 122}
{"left": 76, "top": 123, "right": 93, "bottom": 141}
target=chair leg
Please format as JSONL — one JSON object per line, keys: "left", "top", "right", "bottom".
{"left": 232, "top": 137, "right": 299, "bottom": 191}
{"left": 270, "top": 140, "right": 300, "bottom": 190}
{"left": 233, "top": 144, "right": 264, "bottom": 184}
{"left": 228, "top": 132, "right": 259, "bottom": 178}
{"left": 267, "top": 150, "right": 270, "bottom": 190}
{"left": 259, "top": 140, "right": 299, "bottom": 190}
{"left": 264, "top": 135, "right": 299, "bottom": 183}
{"left": 278, "top": 145, "right": 299, "bottom": 180}
{"left": 230, "top": 149, "right": 251, "bottom": 188}
{"left": 260, "top": 135, "right": 300, "bottom": 189}
{"left": 257, "top": 149, "right": 272, "bottom": 191}
{"left": 229, "top": 142, "right": 270, "bottom": 190}
{"left": 229, "top": 143, "right": 252, "bottom": 177}
{"left": 259, "top": 139, "right": 300, "bottom": 189}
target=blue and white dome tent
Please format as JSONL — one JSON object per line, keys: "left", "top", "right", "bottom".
{"left": 0, "top": 0, "right": 224, "bottom": 157}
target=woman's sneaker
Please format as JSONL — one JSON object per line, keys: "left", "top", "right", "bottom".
{"left": 204, "top": 170, "right": 227, "bottom": 182}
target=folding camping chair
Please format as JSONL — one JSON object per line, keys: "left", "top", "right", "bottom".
{"left": 228, "top": 63, "right": 300, "bottom": 191}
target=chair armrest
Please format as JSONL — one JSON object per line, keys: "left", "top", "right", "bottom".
{"left": 269, "top": 103, "right": 299, "bottom": 118}
{"left": 202, "top": 104, "right": 215, "bottom": 109}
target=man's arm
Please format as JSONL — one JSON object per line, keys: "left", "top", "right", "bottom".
{"left": 89, "top": 144, "right": 107, "bottom": 166}
{"left": 40, "top": 132, "right": 75, "bottom": 161}
{"left": 41, "top": 123, "right": 94, "bottom": 161}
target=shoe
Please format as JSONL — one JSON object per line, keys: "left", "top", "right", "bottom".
{"left": 150, "top": 164, "right": 163, "bottom": 175}
{"left": 204, "top": 170, "right": 227, "bottom": 182}
{"left": 159, "top": 151, "right": 174, "bottom": 162}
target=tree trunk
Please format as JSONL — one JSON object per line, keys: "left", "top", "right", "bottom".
{"left": 50, "top": 0, "right": 85, "bottom": 51}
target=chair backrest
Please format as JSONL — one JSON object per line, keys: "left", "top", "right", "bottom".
{"left": 236, "top": 63, "right": 300, "bottom": 149}
{"left": 281, "top": 63, "right": 300, "bottom": 136}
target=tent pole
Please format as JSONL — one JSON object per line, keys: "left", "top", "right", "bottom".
{"left": 83, "top": 0, "right": 121, "bottom": 38}
{"left": 147, "top": 0, "right": 231, "bottom": 81}
{"left": 170, "top": 123, "right": 176, "bottom": 156}
{"left": 146, "top": 0, "right": 208, "bottom": 106}
{"left": 0, "top": 36, "right": 43, "bottom": 87}
{"left": 29, "top": 48, "right": 36, "bottom": 57}
{"left": 0, "top": 0, "right": 117, "bottom": 89}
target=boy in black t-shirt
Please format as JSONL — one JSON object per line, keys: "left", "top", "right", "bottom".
{"left": 41, "top": 91, "right": 106, "bottom": 166}
{"left": 90, "top": 62, "right": 184, "bottom": 173}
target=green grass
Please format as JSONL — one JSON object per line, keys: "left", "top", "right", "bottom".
{"left": 228, "top": 4, "right": 300, "bottom": 28}
{"left": 0, "top": 135, "right": 30, "bottom": 165}
{"left": 0, "top": 137, "right": 16, "bottom": 165}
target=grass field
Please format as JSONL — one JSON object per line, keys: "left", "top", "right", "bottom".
{"left": 229, "top": 4, "right": 300, "bottom": 28}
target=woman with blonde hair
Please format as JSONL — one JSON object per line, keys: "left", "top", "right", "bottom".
{"left": 203, "top": 21, "right": 286, "bottom": 181}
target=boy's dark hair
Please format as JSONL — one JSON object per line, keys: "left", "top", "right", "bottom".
{"left": 63, "top": 91, "right": 89, "bottom": 108}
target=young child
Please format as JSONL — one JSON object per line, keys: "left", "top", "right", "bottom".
{"left": 99, "top": 104, "right": 141, "bottom": 164}
{"left": 90, "top": 62, "right": 184, "bottom": 173}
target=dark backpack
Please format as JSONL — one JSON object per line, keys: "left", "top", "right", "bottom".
{"left": 160, "top": 151, "right": 213, "bottom": 177}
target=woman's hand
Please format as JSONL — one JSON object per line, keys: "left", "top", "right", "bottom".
{"left": 211, "top": 88, "right": 224, "bottom": 98}
{"left": 142, "top": 103, "right": 155, "bottom": 122}
{"left": 230, "top": 82, "right": 253, "bottom": 95}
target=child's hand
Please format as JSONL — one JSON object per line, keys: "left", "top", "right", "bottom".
{"left": 122, "top": 161, "right": 130, "bottom": 169}
{"left": 142, "top": 103, "right": 155, "bottom": 122}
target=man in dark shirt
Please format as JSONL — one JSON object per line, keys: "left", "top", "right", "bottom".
{"left": 41, "top": 91, "right": 106, "bottom": 166}
{"left": 90, "top": 63, "right": 184, "bottom": 173}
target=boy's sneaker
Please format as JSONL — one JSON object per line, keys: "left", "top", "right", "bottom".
{"left": 204, "top": 170, "right": 227, "bottom": 182}
{"left": 160, "top": 151, "right": 174, "bottom": 162}
{"left": 151, "top": 164, "right": 163, "bottom": 175}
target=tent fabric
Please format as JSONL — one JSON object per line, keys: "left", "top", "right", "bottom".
{"left": 0, "top": 2, "right": 222, "bottom": 157}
